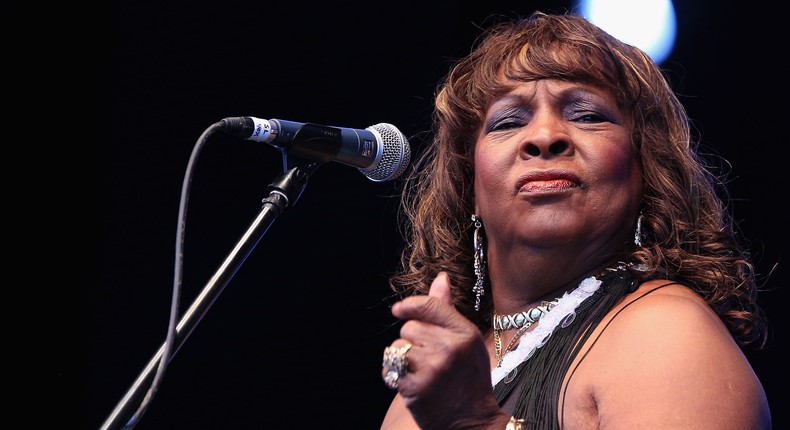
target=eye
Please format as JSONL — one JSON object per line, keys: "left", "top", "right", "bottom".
{"left": 484, "top": 106, "right": 530, "bottom": 133}
{"left": 572, "top": 112, "right": 609, "bottom": 123}
{"left": 488, "top": 117, "right": 525, "bottom": 132}
{"left": 564, "top": 95, "right": 621, "bottom": 125}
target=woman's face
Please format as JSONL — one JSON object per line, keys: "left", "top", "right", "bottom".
{"left": 474, "top": 78, "right": 642, "bottom": 258}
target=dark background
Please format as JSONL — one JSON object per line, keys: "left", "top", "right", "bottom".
{"left": 96, "top": 1, "right": 783, "bottom": 428}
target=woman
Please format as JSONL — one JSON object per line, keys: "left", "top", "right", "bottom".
{"left": 379, "top": 11, "right": 771, "bottom": 430}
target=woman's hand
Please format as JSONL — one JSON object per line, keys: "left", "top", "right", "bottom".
{"left": 384, "top": 272, "right": 507, "bottom": 429}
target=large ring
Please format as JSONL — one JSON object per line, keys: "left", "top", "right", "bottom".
{"left": 382, "top": 343, "right": 412, "bottom": 390}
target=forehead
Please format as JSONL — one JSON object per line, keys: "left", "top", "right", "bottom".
{"left": 486, "top": 79, "right": 619, "bottom": 109}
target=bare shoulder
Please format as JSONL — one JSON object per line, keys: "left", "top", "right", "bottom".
{"left": 615, "top": 279, "right": 723, "bottom": 330}
{"left": 560, "top": 279, "right": 771, "bottom": 429}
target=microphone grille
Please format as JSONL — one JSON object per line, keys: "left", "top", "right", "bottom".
{"left": 362, "top": 123, "right": 411, "bottom": 182}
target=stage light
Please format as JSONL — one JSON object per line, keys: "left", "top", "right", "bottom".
{"left": 577, "top": 0, "right": 677, "bottom": 64}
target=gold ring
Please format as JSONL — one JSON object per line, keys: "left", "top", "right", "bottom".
{"left": 382, "top": 343, "right": 412, "bottom": 389}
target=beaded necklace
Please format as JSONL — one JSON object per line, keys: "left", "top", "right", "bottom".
{"left": 493, "top": 299, "right": 559, "bottom": 366}
{"left": 490, "top": 275, "right": 603, "bottom": 386}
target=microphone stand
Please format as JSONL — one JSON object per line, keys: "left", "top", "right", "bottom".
{"left": 100, "top": 159, "right": 316, "bottom": 430}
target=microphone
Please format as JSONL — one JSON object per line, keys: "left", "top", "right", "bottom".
{"left": 220, "top": 116, "right": 410, "bottom": 182}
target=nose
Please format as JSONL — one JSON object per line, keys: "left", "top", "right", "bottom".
{"left": 520, "top": 112, "right": 573, "bottom": 158}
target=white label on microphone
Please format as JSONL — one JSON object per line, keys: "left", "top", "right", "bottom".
{"left": 248, "top": 117, "right": 274, "bottom": 142}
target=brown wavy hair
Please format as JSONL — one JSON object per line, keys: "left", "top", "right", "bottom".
{"left": 389, "top": 11, "right": 767, "bottom": 349}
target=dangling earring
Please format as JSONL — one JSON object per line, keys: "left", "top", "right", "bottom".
{"left": 634, "top": 212, "right": 644, "bottom": 247}
{"left": 471, "top": 214, "right": 486, "bottom": 311}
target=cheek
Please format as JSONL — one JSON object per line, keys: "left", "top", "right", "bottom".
{"left": 473, "top": 150, "right": 510, "bottom": 215}
{"left": 603, "top": 154, "right": 637, "bottom": 183}
{"left": 589, "top": 146, "right": 643, "bottom": 209}
{"left": 587, "top": 131, "right": 637, "bottom": 178}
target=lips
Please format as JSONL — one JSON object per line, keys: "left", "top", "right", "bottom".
{"left": 516, "top": 170, "right": 580, "bottom": 194}
{"left": 520, "top": 179, "right": 577, "bottom": 192}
